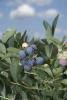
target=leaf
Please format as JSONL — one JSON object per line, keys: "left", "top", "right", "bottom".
{"left": 45, "top": 26, "right": 53, "bottom": 44}
{"left": 0, "top": 61, "right": 9, "bottom": 71}
{"left": 7, "top": 36, "right": 15, "bottom": 47}
{"left": 7, "top": 95, "right": 14, "bottom": 100}
{"left": 47, "top": 36, "right": 61, "bottom": 47}
{"left": 64, "top": 70, "right": 67, "bottom": 75}
{"left": 21, "top": 91, "right": 28, "bottom": 100}
{"left": 7, "top": 47, "right": 20, "bottom": 53}
{"left": 0, "top": 42, "right": 6, "bottom": 54}
{"left": 0, "top": 78, "right": 6, "bottom": 99}
{"left": 10, "top": 58, "right": 22, "bottom": 82}
{"left": 45, "top": 44, "right": 53, "bottom": 58}
{"left": 52, "top": 14, "right": 59, "bottom": 36}
{"left": 43, "top": 65, "right": 53, "bottom": 78}
{"left": 0, "top": 53, "right": 5, "bottom": 58}
{"left": 2, "top": 28, "right": 16, "bottom": 43}
{"left": 61, "top": 79, "right": 67, "bottom": 85}
{"left": 53, "top": 67, "right": 62, "bottom": 77}
{"left": 1, "top": 84, "right": 6, "bottom": 98}
{"left": 43, "top": 20, "right": 51, "bottom": 31}
{"left": 20, "top": 30, "right": 27, "bottom": 43}
{"left": 33, "top": 65, "right": 53, "bottom": 78}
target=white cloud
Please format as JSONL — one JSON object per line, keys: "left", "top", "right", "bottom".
{"left": 37, "top": 9, "right": 59, "bottom": 18}
{"left": 55, "top": 28, "right": 62, "bottom": 33}
{"left": 55, "top": 28, "right": 67, "bottom": 39}
{"left": 26, "top": 0, "right": 53, "bottom": 6}
{"left": 55, "top": 28, "right": 67, "bottom": 35}
{"left": 10, "top": 4, "right": 36, "bottom": 18}
{"left": 45, "top": 9, "right": 59, "bottom": 17}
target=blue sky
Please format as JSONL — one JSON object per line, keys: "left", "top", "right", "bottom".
{"left": 0, "top": 0, "right": 67, "bottom": 39}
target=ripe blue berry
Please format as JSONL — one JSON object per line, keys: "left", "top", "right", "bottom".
{"left": 24, "top": 65, "right": 32, "bottom": 71}
{"left": 21, "top": 59, "right": 34, "bottom": 71}
{"left": 21, "top": 59, "right": 26, "bottom": 66}
{"left": 31, "top": 58, "right": 36, "bottom": 66}
{"left": 28, "top": 60, "right": 33, "bottom": 66}
{"left": 36, "top": 57, "right": 44, "bottom": 65}
{"left": 26, "top": 47, "right": 34, "bottom": 55}
{"left": 19, "top": 50, "right": 26, "bottom": 60}
{"left": 31, "top": 44, "right": 37, "bottom": 50}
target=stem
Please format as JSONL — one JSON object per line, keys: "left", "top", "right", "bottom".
{"left": 0, "top": 96, "right": 9, "bottom": 100}
{"left": 0, "top": 61, "right": 9, "bottom": 67}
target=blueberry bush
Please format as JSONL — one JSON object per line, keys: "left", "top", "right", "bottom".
{"left": 0, "top": 15, "right": 67, "bottom": 100}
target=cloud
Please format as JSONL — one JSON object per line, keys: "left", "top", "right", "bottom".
{"left": 37, "top": 9, "right": 59, "bottom": 18}
{"left": 55, "top": 28, "right": 62, "bottom": 33}
{"left": 10, "top": 4, "right": 36, "bottom": 18}
{"left": 6, "top": 0, "right": 53, "bottom": 6}
{"left": 55, "top": 28, "right": 67, "bottom": 39}
{"left": 55, "top": 28, "right": 67, "bottom": 34}
{"left": 45, "top": 9, "right": 59, "bottom": 17}
{"left": 27, "top": 0, "right": 53, "bottom": 6}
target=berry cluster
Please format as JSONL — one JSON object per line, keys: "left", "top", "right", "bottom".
{"left": 19, "top": 44, "right": 44, "bottom": 71}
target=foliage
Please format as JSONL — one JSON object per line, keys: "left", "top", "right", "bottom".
{"left": 0, "top": 15, "right": 67, "bottom": 100}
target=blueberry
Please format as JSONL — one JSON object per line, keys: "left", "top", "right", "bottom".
{"left": 21, "top": 59, "right": 26, "bottom": 66}
{"left": 28, "top": 60, "right": 33, "bottom": 66}
{"left": 24, "top": 65, "right": 32, "bottom": 71}
{"left": 20, "top": 59, "right": 33, "bottom": 71}
{"left": 26, "top": 47, "right": 34, "bottom": 55}
{"left": 59, "top": 59, "right": 67, "bottom": 67}
{"left": 30, "top": 44, "right": 37, "bottom": 50}
{"left": 31, "top": 58, "right": 36, "bottom": 66}
{"left": 19, "top": 50, "right": 26, "bottom": 60}
{"left": 36, "top": 57, "right": 44, "bottom": 65}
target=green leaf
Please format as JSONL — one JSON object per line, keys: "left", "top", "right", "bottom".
{"left": 64, "top": 70, "right": 67, "bottom": 75}
{"left": 7, "top": 47, "right": 20, "bottom": 53}
{"left": 43, "top": 20, "right": 51, "bottom": 31}
{"left": 53, "top": 67, "right": 62, "bottom": 77}
{"left": 21, "top": 91, "right": 28, "bottom": 100}
{"left": 1, "top": 84, "right": 6, "bottom": 98}
{"left": 7, "top": 36, "right": 15, "bottom": 47}
{"left": 0, "top": 53, "right": 5, "bottom": 58}
{"left": 45, "top": 44, "right": 53, "bottom": 58}
{"left": 52, "top": 14, "right": 59, "bottom": 36}
{"left": 61, "top": 79, "right": 67, "bottom": 85}
{"left": 2, "top": 28, "right": 16, "bottom": 43}
{"left": 45, "top": 26, "right": 53, "bottom": 44}
{"left": 0, "top": 42, "right": 6, "bottom": 54}
{"left": 43, "top": 65, "right": 53, "bottom": 78}
{"left": 15, "top": 32, "right": 21, "bottom": 41}
{"left": 10, "top": 58, "right": 22, "bottom": 82}
{"left": 7, "top": 95, "right": 14, "bottom": 100}
{"left": 20, "top": 30, "right": 27, "bottom": 43}
{"left": 0, "top": 60, "right": 9, "bottom": 71}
